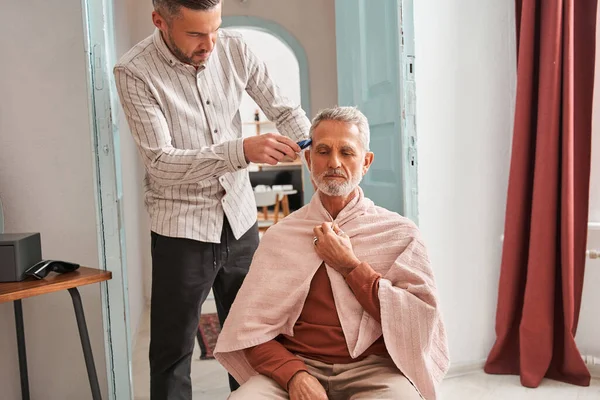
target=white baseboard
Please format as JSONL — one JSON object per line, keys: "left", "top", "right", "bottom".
{"left": 444, "top": 356, "right": 600, "bottom": 380}
{"left": 584, "top": 355, "right": 600, "bottom": 379}
{"left": 445, "top": 360, "right": 486, "bottom": 379}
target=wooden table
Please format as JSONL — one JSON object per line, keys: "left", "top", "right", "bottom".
{"left": 254, "top": 158, "right": 303, "bottom": 171}
{"left": 0, "top": 267, "right": 112, "bottom": 400}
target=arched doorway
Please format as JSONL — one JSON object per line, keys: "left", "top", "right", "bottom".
{"left": 222, "top": 16, "right": 314, "bottom": 204}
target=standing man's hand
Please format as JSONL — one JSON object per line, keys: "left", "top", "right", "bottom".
{"left": 243, "top": 133, "right": 301, "bottom": 165}
{"left": 288, "top": 371, "right": 328, "bottom": 400}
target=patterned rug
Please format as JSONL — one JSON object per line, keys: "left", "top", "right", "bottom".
{"left": 197, "top": 313, "right": 221, "bottom": 360}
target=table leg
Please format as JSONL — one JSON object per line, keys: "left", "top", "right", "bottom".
{"left": 262, "top": 206, "right": 268, "bottom": 221}
{"left": 282, "top": 195, "right": 290, "bottom": 216}
{"left": 68, "top": 288, "right": 102, "bottom": 400}
{"left": 274, "top": 194, "right": 280, "bottom": 223}
{"left": 14, "top": 300, "right": 30, "bottom": 400}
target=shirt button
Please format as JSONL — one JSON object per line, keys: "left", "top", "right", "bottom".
{"left": 214, "top": 129, "right": 218, "bottom": 134}
{"left": 206, "top": 100, "right": 211, "bottom": 105}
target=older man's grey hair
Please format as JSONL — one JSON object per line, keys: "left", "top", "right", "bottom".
{"left": 309, "top": 106, "right": 370, "bottom": 152}
{"left": 153, "top": 0, "right": 220, "bottom": 19}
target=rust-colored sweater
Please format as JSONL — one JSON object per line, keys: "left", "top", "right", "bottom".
{"left": 244, "top": 262, "right": 388, "bottom": 390}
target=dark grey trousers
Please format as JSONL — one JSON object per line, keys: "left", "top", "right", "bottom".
{"left": 149, "top": 219, "right": 259, "bottom": 400}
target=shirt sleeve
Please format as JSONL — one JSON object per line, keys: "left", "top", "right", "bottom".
{"left": 113, "top": 65, "right": 248, "bottom": 187}
{"left": 244, "top": 339, "right": 309, "bottom": 390}
{"left": 241, "top": 40, "right": 311, "bottom": 142}
{"left": 345, "top": 261, "right": 382, "bottom": 323}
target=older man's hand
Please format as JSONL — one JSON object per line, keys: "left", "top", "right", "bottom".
{"left": 313, "top": 222, "right": 361, "bottom": 277}
{"left": 288, "top": 371, "right": 328, "bottom": 400}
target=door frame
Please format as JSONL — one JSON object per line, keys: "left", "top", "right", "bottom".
{"left": 399, "top": 0, "right": 420, "bottom": 223}
{"left": 81, "top": 0, "right": 133, "bottom": 399}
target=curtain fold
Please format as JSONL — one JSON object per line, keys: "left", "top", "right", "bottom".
{"left": 484, "top": 0, "right": 598, "bottom": 388}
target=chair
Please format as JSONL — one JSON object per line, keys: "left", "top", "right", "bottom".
{"left": 271, "top": 187, "right": 298, "bottom": 219}
{"left": 254, "top": 190, "right": 279, "bottom": 231}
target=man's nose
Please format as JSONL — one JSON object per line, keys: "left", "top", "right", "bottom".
{"left": 203, "top": 34, "right": 217, "bottom": 52}
{"left": 327, "top": 153, "right": 342, "bottom": 169}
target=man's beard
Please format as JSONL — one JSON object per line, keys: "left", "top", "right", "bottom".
{"left": 166, "top": 32, "right": 210, "bottom": 67}
{"left": 312, "top": 167, "right": 363, "bottom": 197}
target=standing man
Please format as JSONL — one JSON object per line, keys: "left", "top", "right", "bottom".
{"left": 113, "top": 1, "right": 310, "bottom": 398}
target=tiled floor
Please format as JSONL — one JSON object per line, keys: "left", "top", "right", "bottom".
{"left": 440, "top": 373, "right": 600, "bottom": 400}
{"left": 132, "top": 301, "right": 230, "bottom": 400}
{"left": 132, "top": 306, "right": 600, "bottom": 399}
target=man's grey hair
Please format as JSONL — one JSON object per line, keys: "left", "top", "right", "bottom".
{"left": 153, "top": 0, "right": 220, "bottom": 18}
{"left": 309, "top": 106, "right": 370, "bottom": 151}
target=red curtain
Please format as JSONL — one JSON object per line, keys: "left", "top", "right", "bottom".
{"left": 484, "top": 0, "right": 598, "bottom": 388}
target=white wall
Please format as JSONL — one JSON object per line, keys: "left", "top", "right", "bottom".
{"left": 414, "top": 0, "right": 516, "bottom": 366}
{"left": 576, "top": 4, "right": 600, "bottom": 359}
{"left": 589, "top": 4, "right": 600, "bottom": 226}
{"left": 0, "top": 1, "right": 108, "bottom": 399}
{"left": 113, "top": 0, "right": 152, "bottom": 344}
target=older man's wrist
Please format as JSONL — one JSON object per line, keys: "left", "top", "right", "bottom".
{"left": 275, "top": 360, "right": 309, "bottom": 391}
{"left": 287, "top": 369, "right": 311, "bottom": 391}
{"left": 345, "top": 261, "right": 380, "bottom": 283}
{"left": 339, "top": 259, "right": 362, "bottom": 277}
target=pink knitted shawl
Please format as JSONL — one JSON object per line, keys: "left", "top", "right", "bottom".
{"left": 214, "top": 188, "right": 449, "bottom": 399}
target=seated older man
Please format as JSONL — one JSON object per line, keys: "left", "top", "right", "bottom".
{"left": 214, "top": 106, "right": 449, "bottom": 400}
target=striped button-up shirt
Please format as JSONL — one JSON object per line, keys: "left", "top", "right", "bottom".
{"left": 114, "top": 29, "right": 310, "bottom": 243}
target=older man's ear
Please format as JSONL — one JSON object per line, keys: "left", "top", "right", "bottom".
{"left": 362, "top": 151, "right": 374, "bottom": 175}
{"left": 304, "top": 148, "right": 311, "bottom": 169}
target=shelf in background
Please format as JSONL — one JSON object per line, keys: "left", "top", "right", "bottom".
{"left": 243, "top": 121, "right": 275, "bottom": 125}
{"left": 249, "top": 159, "right": 303, "bottom": 171}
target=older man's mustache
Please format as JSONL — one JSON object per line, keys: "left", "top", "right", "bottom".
{"left": 321, "top": 169, "right": 347, "bottom": 178}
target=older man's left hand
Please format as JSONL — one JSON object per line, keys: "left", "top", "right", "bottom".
{"left": 313, "top": 222, "right": 361, "bottom": 277}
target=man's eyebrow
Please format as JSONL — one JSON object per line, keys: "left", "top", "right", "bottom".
{"left": 185, "top": 24, "right": 221, "bottom": 35}
{"left": 341, "top": 145, "right": 357, "bottom": 152}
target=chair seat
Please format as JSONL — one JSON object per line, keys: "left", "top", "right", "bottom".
{"left": 257, "top": 220, "right": 273, "bottom": 227}
{"left": 254, "top": 190, "right": 278, "bottom": 207}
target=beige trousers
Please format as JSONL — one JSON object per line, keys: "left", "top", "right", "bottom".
{"left": 229, "top": 355, "right": 421, "bottom": 400}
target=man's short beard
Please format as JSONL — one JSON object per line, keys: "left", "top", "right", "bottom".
{"left": 312, "top": 168, "right": 363, "bottom": 197}
{"left": 165, "top": 29, "right": 207, "bottom": 67}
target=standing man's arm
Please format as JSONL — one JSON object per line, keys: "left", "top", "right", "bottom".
{"left": 114, "top": 65, "right": 301, "bottom": 185}
{"left": 114, "top": 65, "right": 247, "bottom": 186}
{"left": 242, "top": 41, "right": 311, "bottom": 143}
